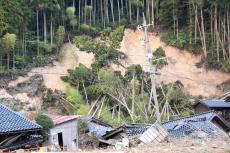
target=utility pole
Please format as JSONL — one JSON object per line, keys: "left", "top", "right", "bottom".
{"left": 138, "top": 13, "right": 161, "bottom": 123}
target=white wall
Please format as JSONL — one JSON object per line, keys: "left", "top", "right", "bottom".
{"left": 49, "top": 119, "right": 77, "bottom": 151}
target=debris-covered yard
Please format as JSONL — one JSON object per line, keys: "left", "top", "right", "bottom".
{"left": 76, "top": 137, "right": 230, "bottom": 153}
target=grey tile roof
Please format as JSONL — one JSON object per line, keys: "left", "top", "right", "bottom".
{"left": 103, "top": 112, "right": 230, "bottom": 140}
{"left": 162, "top": 111, "right": 228, "bottom": 138}
{"left": 198, "top": 99, "right": 230, "bottom": 108}
{"left": 0, "top": 104, "right": 41, "bottom": 134}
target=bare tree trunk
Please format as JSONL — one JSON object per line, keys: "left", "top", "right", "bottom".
{"left": 132, "top": 72, "right": 135, "bottom": 117}
{"left": 227, "top": 10, "right": 230, "bottom": 59}
{"left": 129, "top": 0, "right": 132, "bottom": 22}
{"left": 195, "top": 5, "right": 197, "bottom": 45}
{"left": 215, "top": 5, "right": 220, "bottom": 62}
{"left": 118, "top": 0, "right": 121, "bottom": 25}
{"left": 152, "top": 0, "right": 155, "bottom": 28}
{"left": 36, "top": 8, "right": 39, "bottom": 56}
{"left": 121, "top": 0, "right": 124, "bottom": 14}
{"left": 50, "top": 13, "right": 53, "bottom": 45}
{"left": 100, "top": 0, "right": 104, "bottom": 26}
{"left": 83, "top": 82, "right": 89, "bottom": 105}
{"left": 7, "top": 53, "right": 10, "bottom": 71}
{"left": 78, "top": 0, "right": 81, "bottom": 30}
{"left": 137, "top": 7, "right": 139, "bottom": 24}
{"left": 43, "top": 10, "right": 47, "bottom": 43}
{"left": 110, "top": 0, "right": 115, "bottom": 25}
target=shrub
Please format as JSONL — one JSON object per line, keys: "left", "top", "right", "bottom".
{"left": 0, "top": 65, "right": 5, "bottom": 73}
{"left": 35, "top": 112, "right": 54, "bottom": 132}
{"left": 66, "top": 87, "right": 85, "bottom": 108}
{"left": 109, "top": 26, "right": 125, "bottom": 48}
{"left": 55, "top": 26, "right": 65, "bottom": 49}
{"left": 35, "top": 55, "right": 46, "bottom": 65}
{"left": 152, "top": 47, "right": 168, "bottom": 68}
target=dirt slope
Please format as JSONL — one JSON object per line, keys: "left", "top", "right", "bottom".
{"left": 116, "top": 29, "right": 230, "bottom": 97}
{"left": 9, "top": 43, "right": 94, "bottom": 91}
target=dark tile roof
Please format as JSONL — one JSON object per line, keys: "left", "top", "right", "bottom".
{"left": 102, "top": 124, "right": 151, "bottom": 139}
{"left": 194, "top": 99, "right": 230, "bottom": 108}
{"left": 103, "top": 112, "right": 230, "bottom": 140}
{"left": 0, "top": 104, "right": 41, "bottom": 134}
{"left": 162, "top": 111, "right": 229, "bottom": 138}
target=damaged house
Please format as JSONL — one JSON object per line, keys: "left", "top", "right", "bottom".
{"left": 48, "top": 115, "right": 113, "bottom": 150}
{"left": 193, "top": 99, "right": 230, "bottom": 121}
{"left": 102, "top": 111, "right": 230, "bottom": 145}
{"left": 0, "top": 104, "right": 43, "bottom": 151}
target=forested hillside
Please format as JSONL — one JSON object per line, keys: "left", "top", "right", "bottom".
{"left": 0, "top": 0, "right": 229, "bottom": 73}
{"left": 0, "top": 0, "right": 230, "bottom": 125}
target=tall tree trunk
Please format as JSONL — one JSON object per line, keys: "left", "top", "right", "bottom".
{"left": 152, "top": 0, "right": 155, "bottom": 28}
{"left": 118, "top": 0, "right": 121, "bottom": 25}
{"left": 137, "top": 7, "right": 139, "bottom": 24}
{"left": 105, "top": 0, "right": 109, "bottom": 24}
{"left": 90, "top": 0, "right": 93, "bottom": 26}
{"left": 227, "top": 10, "right": 230, "bottom": 59}
{"left": 195, "top": 5, "right": 198, "bottom": 45}
{"left": 78, "top": 0, "right": 81, "bottom": 30}
{"left": 7, "top": 53, "right": 10, "bottom": 72}
{"left": 100, "top": 0, "right": 104, "bottom": 26}
{"left": 36, "top": 8, "right": 39, "bottom": 56}
{"left": 200, "top": 9, "right": 207, "bottom": 58}
{"left": 215, "top": 5, "right": 220, "bottom": 62}
{"left": 50, "top": 13, "right": 53, "bottom": 46}
{"left": 110, "top": 0, "right": 115, "bottom": 25}
{"left": 121, "top": 0, "right": 124, "bottom": 15}
{"left": 84, "top": 0, "right": 87, "bottom": 24}
{"left": 129, "top": 0, "right": 132, "bottom": 22}
{"left": 43, "top": 10, "right": 47, "bottom": 43}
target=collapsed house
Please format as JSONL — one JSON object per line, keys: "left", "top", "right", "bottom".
{"left": 163, "top": 111, "right": 230, "bottom": 139}
{"left": 101, "top": 111, "right": 230, "bottom": 146}
{"left": 193, "top": 99, "right": 230, "bottom": 121}
{"left": 0, "top": 104, "right": 43, "bottom": 151}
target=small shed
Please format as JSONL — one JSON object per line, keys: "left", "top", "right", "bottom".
{"left": 193, "top": 99, "right": 230, "bottom": 120}
{"left": 0, "top": 104, "right": 42, "bottom": 151}
{"left": 49, "top": 115, "right": 114, "bottom": 150}
{"left": 49, "top": 115, "right": 78, "bottom": 151}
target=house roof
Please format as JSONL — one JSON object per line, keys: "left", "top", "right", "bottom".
{"left": 52, "top": 115, "right": 78, "bottom": 125}
{"left": 103, "top": 111, "right": 230, "bottom": 140}
{"left": 194, "top": 99, "right": 230, "bottom": 109}
{"left": 0, "top": 104, "right": 41, "bottom": 134}
{"left": 102, "top": 124, "right": 151, "bottom": 139}
{"left": 162, "top": 111, "right": 230, "bottom": 138}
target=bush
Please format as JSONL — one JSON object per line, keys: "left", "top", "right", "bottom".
{"left": 35, "top": 112, "right": 54, "bottom": 132}
{"left": 0, "top": 65, "right": 5, "bottom": 73}
{"left": 55, "top": 26, "right": 65, "bottom": 49}
{"left": 66, "top": 87, "right": 85, "bottom": 108}
{"left": 152, "top": 47, "right": 168, "bottom": 68}
{"left": 35, "top": 55, "right": 46, "bottom": 65}
{"left": 109, "top": 26, "right": 125, "bottom": 48}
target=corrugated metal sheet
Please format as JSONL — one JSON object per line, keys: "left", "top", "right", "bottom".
{"left": 139, "top": 123, "right": 168, "bottom": 144}
{"left": 52, "top": 115, "right": 78, "bottom": 125}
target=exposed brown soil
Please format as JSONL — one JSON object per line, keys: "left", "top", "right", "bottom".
{"left": 115, "top": 29, "right": 230, "bottom": 97}
{"left": 8, "top": 43, "right": 94, "bottom": 91}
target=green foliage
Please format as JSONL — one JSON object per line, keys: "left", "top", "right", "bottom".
{"left": 152, "top": 47, "right": 168, "bottom": 68}
{"left": 66, "top": 7, "right": 76, "bottom": 19}
{"left": 0, "top": 65, "right": 5, "bottom": 73}
{"left": 1, "top": 33, "right": 16, "bottom": 54}
{"left": 55, "top": 26, "right": 65, "bottom": 49}
{"left": 84, "top": 5, "right": 92, "bottom": 15}
{"left": 100, "top": 27, "right": 112, "bottom": 40}
{"left": 109, "top": 26, "right": 125, "bottom": 48}
{"left": 66, "top": 87, "right": 85, "bottom": 107}
{"left": 98, "top": 68, "right": 122, "bottom": 92}
{"left": 35, "top": 55, "right": 46, "bottom": 65}
{"left": 35, "top": 112, "right": 54, "bottom": 132}
{"left": 37, "top": 41, "right": 54, "bottom": 53}
{"left": 125, "top": 64, "right": 143, "bottom": 81}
